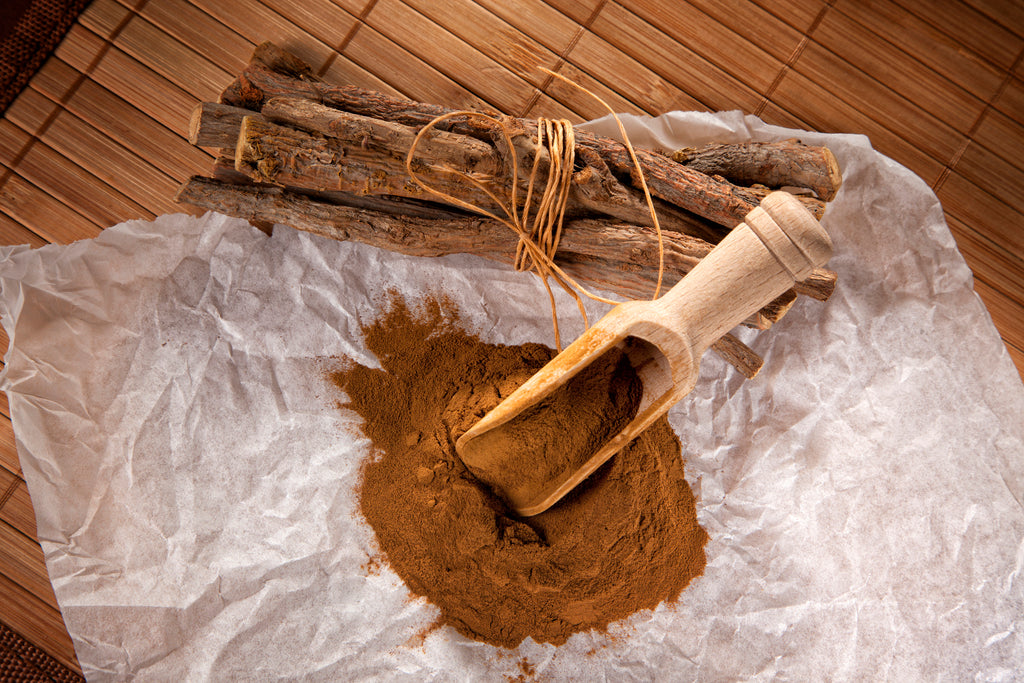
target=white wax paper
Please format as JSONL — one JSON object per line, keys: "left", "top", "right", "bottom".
{"left": 2, "top": 112, "right": 1023, "bottom": 681}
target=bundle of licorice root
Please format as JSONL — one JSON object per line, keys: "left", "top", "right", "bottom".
{"left": 176, "top": 42, "right": 842, "bottom": 378}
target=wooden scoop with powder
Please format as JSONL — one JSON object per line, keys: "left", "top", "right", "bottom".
{"left": 456, "top": 191, "right": 833, "bottom": 516}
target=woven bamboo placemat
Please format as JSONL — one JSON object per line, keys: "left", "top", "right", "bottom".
{"left": 0, "top": 0, "right": 1022, "bottom": 676}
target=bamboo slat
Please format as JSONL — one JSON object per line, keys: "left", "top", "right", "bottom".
{"left": 794, "top": 42, "right": 966, "bottom": 165}
{"left": 947, "top": 216, "right": 1024, "bottom": 309}
{"left": 184, "top": 0, "right": 336, "bottom": 71}
{"left": 0, "top": 122, "right": 154, "bottom": 228}
{"left": 812, "top": 10, "right": 986, "bottom": 134}
{"left": 529, "top": 59, "right": 646, "bottom": 120}
{"left": 3, "top": 87, "right": 59, "bottom": 136}
{"left": 109, "top": 17, "right": 232, "bottom": 102}
{"left": 769, "top": 68, "right": 946, "bottom": 184}
{"left": 748, "top": 0, "right": 828, "bottom": 33}
{"left": 972, "top": 108, "right": 1024, "bottom": 169}
{"left": 123, "top": 0, "right": 254, "bottom": 77}
{"left": 0, "top": 466, "right": 15, "bottom": 496}
{"left": 0, "top": 520, "right": 57, "bottom": 610}
{"left": 45, "top": 114, "right": 183, "bottom": 216}
{"left": 538, "top": 0, "right": 603, "bottom": 25}
{"left": 0, "top": 572, "right": 78, "bottom": 674}
{"left": 397, "top": 0, "right": 607, "bottom": 121}
{"left": 938, "top": 172, "right": 1024, "bottom": 258}
{"left": 319, "top": 55, "right": 406, "bottom": 98}
{"left": 466, "top": 2, "right": 646, "bottom": 119}
{"left": 0, "top": 213, "right": 47, "bottom": 249}
{"left": 77, "top": 0, "right": 130, "bottom": 38}
{"left": 256, "top": 0, "right": 358, "bottom": 49}
{"left": 366, "top": 0, "right": 540, "bottom": 116}
{"left": 7, "top": 90, "right": 182, "bottom": 215}
{"left": 522, "top": 89, "right": 589, "bottom": 123}
{"left": 471, "top": 0, "right": 583, "bottom": 55}
{"left": 967, "top": 0, "right": 1024, "bottom": 38}
{"left": 0, "top": 481, "right": 36, "bottom": 541}
{"left": 56, "top": 28, "right": 198, "bottom": 134}
{"left": 992, "top": 77, "right": 1024, "bottom": 128}
{"left": 615, "top": 0, "right": 786, "bottom": 93}
{"left": 562, "top": 30, "right": 704, "bottom": 115}
{"left": 0, "top": 118, "right": 33, "bottom": 165}
{"left": 833, "top": 0, "right": 1005, "bottom": 103}
{"left": 403, "top": 0, "right": 558, "bottom": 89}
{"left": 956, "top": 143, "right": 1024, "bottom": 218}
{"left": 334, "top": 0, "right": 370, "bottom": 15}
{"left": 755, "top": 100, "right": 814, "bottom": 130}
{"left": 973, "top": 278, "right": 1024, "bottom": 359}
{"left": 343, "top": 24, "right": 491, "bottom": 110}
{"left": 31, "top": 59, "right": 214, "bottom": 180}
{"left": 0, "top": 172, "right": 104, "bottom": 245}
{"left": 894, "top": 0, "right": 1023, "bottom": 69}
{"left": 52, "top": 24, "right": 106, "bottom": 81}
{"left": 587, "top": 3, "right": 764, "bottom": 113}
{"left": 664, "top": 0, "right": 807, "bottom": 64}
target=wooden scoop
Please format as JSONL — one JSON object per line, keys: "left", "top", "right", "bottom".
{"left": 455, "top": 191, "right": 834, "bottom": 516}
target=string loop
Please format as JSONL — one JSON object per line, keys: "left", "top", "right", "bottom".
{"left": 405, "top": 79, "right": 664, "bottom": 351}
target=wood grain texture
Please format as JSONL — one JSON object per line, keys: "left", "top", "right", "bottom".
{"left": 560, "top": 29, "right": 706, "bottom": 116}
{"left": 749, "top": 0, "right": 828, "bottom": 33}
{"left": 0, "top": 572, "right": 78, "bottom": 673}
{"left": 811, "top": 9, "right": 986, "bottom": 134}
{"left": 366, "top": 0, "right": 540, "bottom": 116}
{"left": 0, "top": 121, "right": 154, "bottom": 227}
{"left": 768, "top": 68, "right": 946, "bottom": 184}
{"left": 343, "top": 25, "right": 491, "bottom": 112}
{"left": 0, "top": 520, "right": 57, "bottom": 610}
{"left": 993, "top": 77, "right": 1024, "bottom": 127}
{"left": 896, "top": 0, "right": 1023, "bottom": 69}
{"left": 0, "top": 481, "right": 37, "bottom": 541}
{"left": 972, "top": 108, "right": 1024, "bottom": 169}
{"left": 0, "top": 0, "right": 1021, "bottom": 674}
{"left": 31, "top": 59, "right": 215, "bottom": 181}
{"left": 0, "top": 212, "right": 47, "bottom": 249}
{"left": 9, "top": 90, "right": 182, "bottom": 215}
{"left": 833, "top": 0, "right": 1005, "bottom": 103}
{"left": 185, "top": 0, "right": 336, "bottom": 71}
{"left": 794, "top": 42, "right": 966, "bottom": 165}
{"left": 0, "top": 171, "right": 104, "bottom": 244}
{"left": 57, "top": 28, "right": 199, "bottom": 135}
{"left": 539, "top": 0, "right": 603, "bottom": 26}
{"left": 615, "top": 0, "right": 786, "bottom": 92}
{"left": 669, "top": 0, "right": 807, "bottom": 64}
{"left": 586, "top": 3, "right": 763, "bottom": 113}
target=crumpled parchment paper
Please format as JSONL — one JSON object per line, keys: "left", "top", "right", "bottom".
{"left": 1, "top": 112, "right": 1022, "bottom": 681}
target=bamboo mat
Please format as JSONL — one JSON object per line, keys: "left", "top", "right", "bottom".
{"left": 0, "top": 0, "right": 1022, "bottom": 675}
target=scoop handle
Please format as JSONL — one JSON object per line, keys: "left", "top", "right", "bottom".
{"left": 657, "top": 192, "right": 833, "bottom": 357}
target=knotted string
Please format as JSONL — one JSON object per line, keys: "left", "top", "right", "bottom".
{"left": 405, "top": 76, "right": 664, "bottom": 351}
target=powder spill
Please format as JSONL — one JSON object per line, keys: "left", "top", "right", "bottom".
{"left": 332, "top": 294, "right": 708, "bottom": 648}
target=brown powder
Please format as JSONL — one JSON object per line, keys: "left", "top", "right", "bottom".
{"left": 459, "top": 345, "right": 643, "bottom": 510}
{"left": 332, "top": 293, "right": 708, "bottom": 648}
